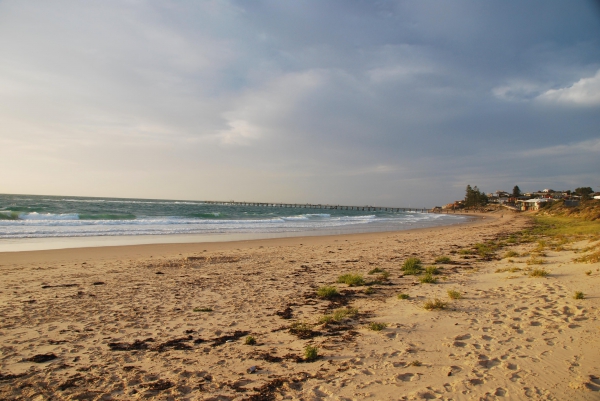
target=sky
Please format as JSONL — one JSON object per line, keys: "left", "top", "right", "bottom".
{"left": 1, "top": 1, "right": 599, "bottom": 207}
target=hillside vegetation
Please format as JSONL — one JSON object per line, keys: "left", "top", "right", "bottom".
{"left": 536, "top": 199, "right": 600, "bottom": 221}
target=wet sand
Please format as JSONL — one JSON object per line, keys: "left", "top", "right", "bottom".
{"left": 1, "top": 211, "right": 599, "bottom": 400}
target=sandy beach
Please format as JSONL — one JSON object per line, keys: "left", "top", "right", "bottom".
{"left": 1, "top": 211, "right": 599, "bottom": 400}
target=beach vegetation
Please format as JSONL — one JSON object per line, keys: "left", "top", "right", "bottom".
{"left": 419, "top": 273, "right": 437, "bottom": 284}
{"left": 435, "top": 256, "right": 452, "bottom": 264}
{"left": 402, "top": 257, "right": 423, "bottom": 275}
{"left": 337, "top": 273, "right": 365, "bottom": 286}
{"left": 368, "top": 322, "right": 387, "bottom": 331}
{"left": 193, "top": 307, "right": 213, "bottom": 312}
{"left": 474, "top": 242, "right": 496, "bottom": 258}
{"left": 397, "top": 293, "right": 410, "bottom": 299}
{"left": 529, "top": 268, "right": 549, "bottom": 277}
{"left": 368, "top": 267, "right": 384, "bottom": 274}
{"left": 458, "top": 249, "right": 473, "bottom": 255}
{"left": 320, "top": 307, "right": 359, "bottom": 324}
{"left": 244, "top": 336, "right": 256, "bottom": 345}
{"left": 495, "top": 267, "right": 522, "bottom": 273}
{"left": 364, "top": 286, "right": 375, "bottom": 295}
{"left": 304, "top": 345, "right": 319, "bottom": 361}
{"left": 526, "top": 256, "right": 544, "bottom": 265}
{"left": 585, "top": 270, "right": 592, "bottom": 275}
{"left": 316, "top": 286, "right": 339, "bottom": 299}
{"left": 447, "top": 290, "right": 462, "bottom": 299}
{"left": 289, "top": 322, "right": 315, "bottom": 338}
{"left": 425, "top": 266, "right": 440, "bottom": 275}
{"left": 503, "top": 251, "right": 519, "bottom": 258}
{"left": 333, "top": 307, "right": 358, "bottom": 321}
{"left": 423, "top": 299, "right": 448, "bottom": 310}
{"left": 574, "top": 291, "right": 585, "bottom": 300}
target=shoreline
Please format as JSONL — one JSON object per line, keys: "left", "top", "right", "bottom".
{"left": 0, "top": 213, "right": 486, "bottom": 264}
{"left": 0, "top": 212, "right": 474, "bottom": 254}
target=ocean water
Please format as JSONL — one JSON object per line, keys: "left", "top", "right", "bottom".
{"left": 0, "top": 194, "right": 466, "bottom": 240}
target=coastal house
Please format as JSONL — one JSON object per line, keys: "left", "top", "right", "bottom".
{"left": 518, "top": 198, "right": 552, "bottom": 211}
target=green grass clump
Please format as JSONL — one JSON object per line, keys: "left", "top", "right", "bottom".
{"left": 304, "top": 345, "right": 319, "bottom": 361}
{"left": 368, "top": 267, "right": 384, "bottom": 274}
{"left": 193, "top": 307, "right": 213, "bottom": 312}
{"left": 423, "top": 299, "right": 448, "bottom": 310}
{"left": 376, "top": 271, "right": 390, "bottom": 281}
{"left": 244, "top": 336, "right": 256, "bottom": 345}
{"left": 321, "top": 307, "right": 359, "bottom": 323}
{"left": 574, "top": 291, "right": 585, "bottom": 300}
{"left": 332, "top": 307, "right": 358, "bottom": 321}
{"left": 503, "top": 250, "right": 519, "bottom": 258}
{"left": 529, "top": 268, "right": 549, "bottom": 277}
{"left": 316, "top": 286, "right": 339, "bottom": 299}
{"left": 474, "top": 242, "right": 496, "bottom": 258}
{"left": 447, "top": 289, "right": 462, "bottom": 299}
{"left": 337, "top": 273, "right": 365, "bottom": 286}
{"left": 419, "top": 273, "right": 437, "bottom": 284}
{"left": 458, "top": 249, "right": 473, "bottom": 255}
{"left": 368, "top": 322, "right": 387, "bottom": 331}
{"left": 402, "top": 257, "right": 423, "bottom": 275}
{"left": 425, "top": 266, "right": 440, "bottom": 275}
{"left": 364, "top": 286, "right": 375, "bottom": 295}
{"left": 397, "top": 293, "right": 410, "bottom": 299}
{"left": 435, "top": 256, "right": 452, "bottom": 264}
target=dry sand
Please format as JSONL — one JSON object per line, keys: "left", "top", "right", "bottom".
{"left": 1, "top": 212, "right": 598, "bottom": 400}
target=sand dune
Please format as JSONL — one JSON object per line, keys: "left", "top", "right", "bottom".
{"left": 1, "top": 212, "right": 598, "bottom": 400}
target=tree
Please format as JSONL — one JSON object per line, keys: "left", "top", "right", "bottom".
{"left": 574, "top": 187, "right": 593, "bottom": 197}
{"left": 512, "top": 185, "right": 521, "bottom": 198}
{"left": 465, "top": 184, "right": 488, "bottom": 207}
{"left": 574, "top": 187, "right": 593, "bottom": 201}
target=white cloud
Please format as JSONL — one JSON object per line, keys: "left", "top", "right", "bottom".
{"left": 536, "top": 69, "right": 600, "bottom": 106}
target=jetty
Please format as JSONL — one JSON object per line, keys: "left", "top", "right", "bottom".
{"left": 201, "top": 200, "right": 438, "bottom": 213}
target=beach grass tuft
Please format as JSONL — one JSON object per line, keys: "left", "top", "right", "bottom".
{"left": 304, "top": 345, "right": 319, "bottom": 361}
{"left": 447, "top": 289, "right": 462, "bottom": 299}
{"left": 316, "top": 286, "right": 339, "bottom": 299}
{"left": 364, "top": 286, "right": 375, "bottom": 295}
{"left": 402, "top": 257, "right": 423, "bottom": 275}
{"left": 244, "top": 336, "right": 256, "bottom": 345}
{"left": 397, "top": 293, "right": 410, "bottom": 299}
{"left": 435, "top": 256, "right": 452, "bottom": 264}
{"left": 321, "top": 307, "right": 359, "bottom": 324}
{"left": 419, "top": 273, "right": 437, "bottom": 284}
{"left": 423, "top": 298, "right": 448, "bottom": 310}
{"left": 193, "top": 307, "right": 213, "bottom": 312}
{"left": 368, "top": 267, "right": 384, "bottom": 274}
{"left": 574, "top": 291, "right": 585, "bottom": 299}
{"left": 337, "top": 273, "right": 365, "bottom": 286}
{"left": 425, "top": 266, "right": 440, "bottom": 275}
{"left": 368, "top": 322, "right": 387, "bottom": 331}
{"left": 529, "top": 268, "right": 549, "bottom": 277}
{"left": 503, "top": 250, "right": 519, "bottom": 258}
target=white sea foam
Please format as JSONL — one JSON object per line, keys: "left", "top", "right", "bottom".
{"left": 0, "top": 212, "right": 465, "bottom": 239}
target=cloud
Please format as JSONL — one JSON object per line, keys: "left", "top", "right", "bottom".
{"left": 536, "top": 70, "right": 600, "bottom": 106}
{"left": 518, "top": 138, "right": 600, "bottom": 157}
{"left": 0, "top": 1, "right": 599, "bottom": 205}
